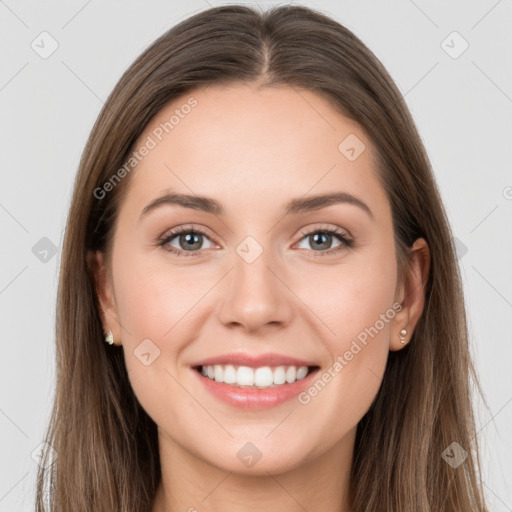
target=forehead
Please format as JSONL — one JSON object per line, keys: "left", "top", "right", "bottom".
{"left": 120, "top": 83, "right": 389, "bottom": 223}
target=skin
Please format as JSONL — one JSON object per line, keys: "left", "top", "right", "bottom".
{"left": 88, "top": 83, "right": 430, "bottom": 512}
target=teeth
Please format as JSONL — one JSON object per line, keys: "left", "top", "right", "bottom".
{"left": 237, "top": 366, "right": 255, "bottom": 386}
{"left": 285, "top": 366, "right": 296, "bottom": 383}
{"left": 223, "top": 365, "right": 237, "bottom": 384}
{"left": 254, "top": 367, "right": 273, "bottom": 387}
{"left": 199, "top": 364, "right": 311, "bottom": 388}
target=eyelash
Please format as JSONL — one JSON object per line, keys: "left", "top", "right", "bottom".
{"left": 157, "top": 224, "right": 354, "bottom": 258}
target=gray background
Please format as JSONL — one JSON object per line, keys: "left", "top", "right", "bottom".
{"left": 1, "top": 0, "right": 511, "bottom": 510}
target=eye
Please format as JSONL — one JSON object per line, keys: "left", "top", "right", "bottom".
{"left": 294, "top": 226, "right": 353, "bottom": 255}
{"left": 157, "top": 224, "right": 353, "bottom": 258}
{"left": 157, "top": 226, "right": 215, "bottom": 257}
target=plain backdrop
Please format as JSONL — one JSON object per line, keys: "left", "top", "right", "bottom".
{"left": 1, "top": 0, "right": 511, "bottom": 510}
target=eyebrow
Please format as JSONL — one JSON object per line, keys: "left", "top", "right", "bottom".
{"left": 139, "top": 190, "right": 374, "bottom": 220}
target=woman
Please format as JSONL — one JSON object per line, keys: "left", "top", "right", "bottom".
{"left": 36, "top": 4, "right": 489, "bottom": 511}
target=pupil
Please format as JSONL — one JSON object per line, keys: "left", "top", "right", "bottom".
{"left": 181, "top": 233, "right": 201, "bottom": 250}
{"left": 312, "top": 232, "right": 331, "bottom": 250}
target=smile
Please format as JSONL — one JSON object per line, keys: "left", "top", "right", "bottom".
{"left": 197, "top": 364, "right": 318, "bottom": 388}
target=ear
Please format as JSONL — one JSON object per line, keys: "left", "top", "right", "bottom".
{"left": 390, "top": 237, "right": 430, "bottom": 351}
{"left": 86, "top": 250, "right": 122, "bottom": 346}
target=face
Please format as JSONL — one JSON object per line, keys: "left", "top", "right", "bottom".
{"left": 93, "top": 83, "right": 410, "bottom": 475}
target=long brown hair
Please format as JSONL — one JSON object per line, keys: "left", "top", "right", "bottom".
{"left": 36, "top": 4, "right": 489, "bottom": 511}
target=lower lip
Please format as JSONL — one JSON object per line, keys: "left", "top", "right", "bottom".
{"left": 193, "top": 367, "right": 320, "bottom": 410}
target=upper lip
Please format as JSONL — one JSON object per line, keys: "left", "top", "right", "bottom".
{"left": 192, "top": 352, "right": 318, "bottom": 369}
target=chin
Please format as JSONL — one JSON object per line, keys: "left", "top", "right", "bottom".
{"left": 196, "top": 436, "right": 312, "bottom": 476}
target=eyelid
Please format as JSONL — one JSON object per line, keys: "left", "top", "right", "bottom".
{"left": 159, "top": 224, "right": 218, "bottom": 243}
{"left": 296, "top": 223, "right": 352, "bottom": 242}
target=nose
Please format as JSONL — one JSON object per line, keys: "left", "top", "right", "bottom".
{"left": 217, "top": 246, "right": 294, "bottom": 334}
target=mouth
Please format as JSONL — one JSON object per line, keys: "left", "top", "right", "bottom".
{"left": 190, "top": 352, "right": 322, "bottom": 409}
{"left": 193, "top": 364, "right": 321, "bottom": 389}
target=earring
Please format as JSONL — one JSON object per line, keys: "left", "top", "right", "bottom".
{"left": 105, "top": 330, "right": 114, "bottom": 345}
{"left": 399, "top": 329, "right": 407, "bottom": 344}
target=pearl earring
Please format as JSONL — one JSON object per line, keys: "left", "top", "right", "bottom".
{"left": 399, "top": 329, "right": 407, "bottom": 344}
{"left": 105, "top": 330, "right": 114, "bottom": 345}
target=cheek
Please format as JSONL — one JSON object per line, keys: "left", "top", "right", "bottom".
{"left": 294, "top": 250, "right": 397, "bottom": 343}
{"left": 113, "top": 249, "right": 209, "bottom": 341}
{"left": 312, "top": 271, "right": 392, "bottom": 396}
{"left": 296, "top": 269, "right": 395, "bottom": 440}
{"left": 112, "top": 254, "right": 203, "bottom": 423}
{"left": 294, "top": 244, "right": 396, "bottom": 402}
